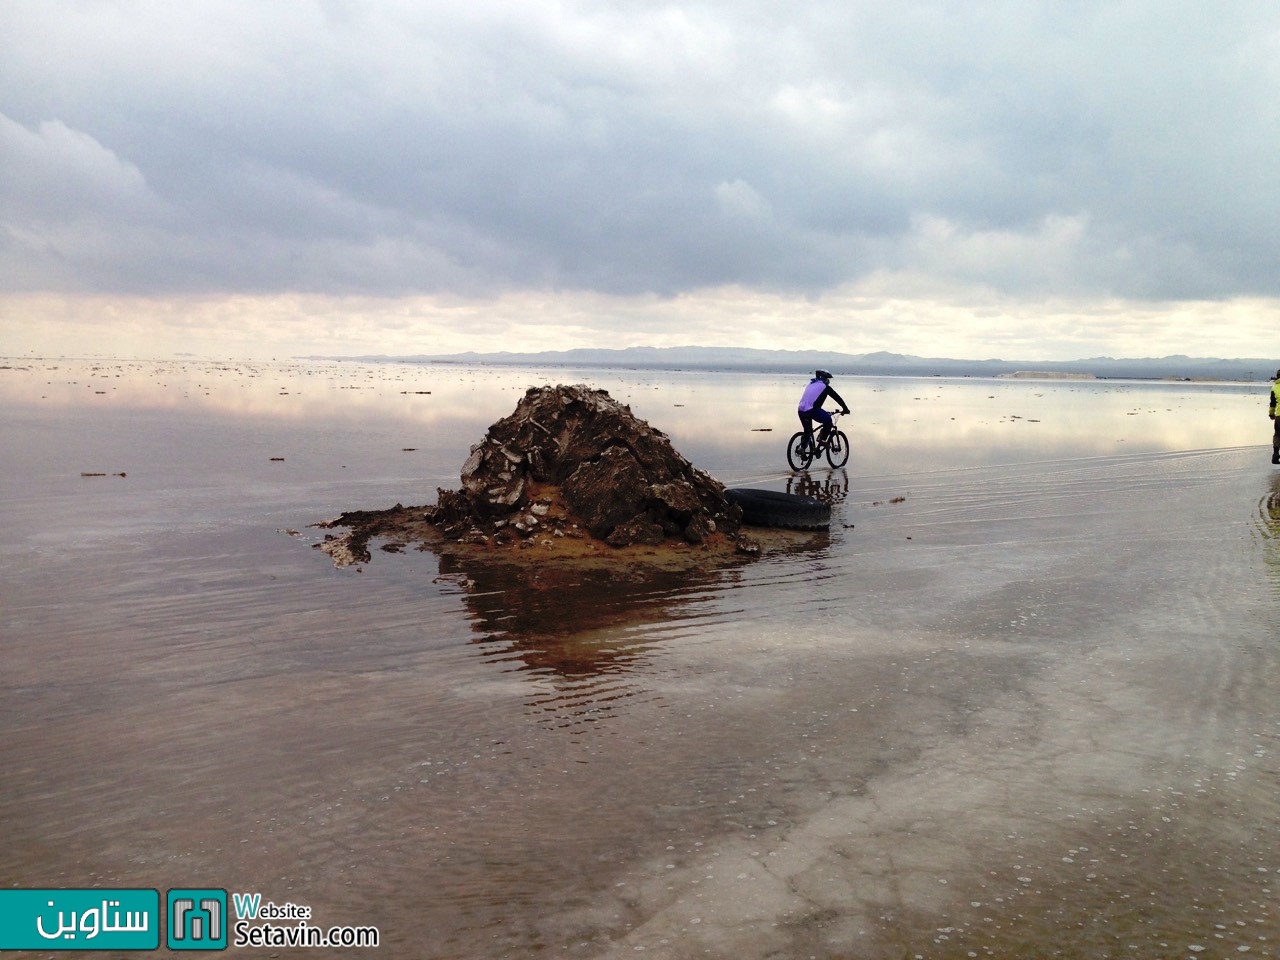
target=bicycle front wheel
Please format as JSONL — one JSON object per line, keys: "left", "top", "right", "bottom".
{"left": 787, "top": 432, "right": 815, "bottom": 470}
{"left": 826, "top": 430, "right": 850, "bottom": 467}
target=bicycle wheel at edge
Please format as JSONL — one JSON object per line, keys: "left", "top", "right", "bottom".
{"left": 825, "top": 430, "right": 850, "bottom": 467}
{"left": 787, "top": 432, "right": 815, "bottom": 470}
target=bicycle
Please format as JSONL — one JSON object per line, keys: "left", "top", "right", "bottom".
{"left": 786, "top": 412, "right": 850, "bottom": 470}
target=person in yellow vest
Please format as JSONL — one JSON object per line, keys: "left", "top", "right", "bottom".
{"left": 1270, "top": 369, "right": 1280, "bottom": 464}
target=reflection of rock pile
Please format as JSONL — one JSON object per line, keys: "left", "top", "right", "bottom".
{"left": 428, "top": 384, "right": 742, "bottom": 547}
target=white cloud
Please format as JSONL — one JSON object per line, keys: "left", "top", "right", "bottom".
{"left": 7, "top": 286, "right": 1279, "bottom": 365}
{"left": 0, "top": 115, "right": 153, "bottom": 220}
{"left": 714, "top": 179, "right": 772, "bottom": 221}
{"left": 2, "top": 0, "right": 1280, "bottom": 357}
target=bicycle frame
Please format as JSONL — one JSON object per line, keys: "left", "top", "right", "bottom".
{"left": 797, "top": 411, "right": 840, "bottom": 452}
{"left": 787, "top": 412, "right": 849, "bottom": 471}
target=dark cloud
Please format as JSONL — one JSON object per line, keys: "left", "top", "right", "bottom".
{"left": 3, "top": 0, "right": 1280, "bottom": 302}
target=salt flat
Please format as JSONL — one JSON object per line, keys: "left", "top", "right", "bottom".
{"left": 2, "top": 360, "right": 1277, "bottom": 957}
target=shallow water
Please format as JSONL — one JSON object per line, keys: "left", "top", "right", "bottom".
{"left": 2, "top": 359, "right": 1278, "bottom": 958}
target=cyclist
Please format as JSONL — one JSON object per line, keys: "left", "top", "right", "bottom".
{"left": 797, "top": 369, "right": 850, "bottom": 449}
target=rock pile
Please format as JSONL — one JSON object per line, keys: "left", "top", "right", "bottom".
{"left": 426, "top": 384, "right": 742, "bottom": 548}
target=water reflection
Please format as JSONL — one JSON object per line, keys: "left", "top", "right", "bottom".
{"left": 435, "top": 551, "right": 747, "bottom": 731}
{"left": 1254, "top": 472, "right": 1280, "bottom": 594}
{"left": 786, "top": 468, "right": 849, "bottom": 503}
{"left": 9, "top": 358, "right": 1280, "bottom": 956}
{"left": 0, "top": 358, "right": 539, "bottom": 432}
{"left": 5, "top": 360, "right": 1268, "bottom": 479}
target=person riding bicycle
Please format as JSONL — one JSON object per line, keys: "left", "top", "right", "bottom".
{"left": 797, "top": 369, "right": 850, "bottom": 449}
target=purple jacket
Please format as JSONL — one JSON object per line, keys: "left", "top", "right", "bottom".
{"left": 798, "top": 379, "right": 848, "bottom": 413}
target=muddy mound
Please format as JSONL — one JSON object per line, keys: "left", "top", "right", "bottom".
{"left": 316, "top": 384, "right": 753, "bottom": 566}
{"left": 429, "top": 384, "right": 741, "bottom": 547}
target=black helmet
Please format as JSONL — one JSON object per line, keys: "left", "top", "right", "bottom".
{"left": 814, "top": 369, "right": 832, "bottom": 381}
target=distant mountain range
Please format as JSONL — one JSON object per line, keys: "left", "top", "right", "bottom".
{"left": 322, "top": 347, "right": 1279, "bottom": 382}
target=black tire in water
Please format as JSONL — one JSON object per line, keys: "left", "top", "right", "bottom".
{"left": 786, "top": 432, "right": 814, "bottom": 471}
{"left": 826, "top": 430, "right": 850, "bottom": 468}
{"left": 725, "top": 488, "right": 831, "bottom": 531}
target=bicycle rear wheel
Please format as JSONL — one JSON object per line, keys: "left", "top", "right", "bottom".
{"left": 825, "top": 430, "right": 850, "bottom": 468}
{"left": 786, "top": 432, "right": 815, "bottom": 470}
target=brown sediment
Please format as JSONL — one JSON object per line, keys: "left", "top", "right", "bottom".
{"left": 313, "top": 384, "right": 770, "bottom": 569}
{"left": 312, "top": 477, "right": 778, "bottom": 571}
{"left": 312, "top": 484, "right": 821, "bottom": 572}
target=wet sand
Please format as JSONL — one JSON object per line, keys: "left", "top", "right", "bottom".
{"left": 2, "top": 360, "right": 1278, "bottom": 958}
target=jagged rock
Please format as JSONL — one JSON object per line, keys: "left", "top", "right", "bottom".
{"left": 562, "top": 445, "right": 651, "bottom": 539}
{"left": 313, "top": 384, "right": 758, "bottom": 565}
{"left": 426, "top": 384, "right": 742, "bottom": 548}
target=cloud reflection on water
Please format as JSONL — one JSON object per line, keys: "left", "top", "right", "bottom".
{"left": 4, "top": 360, "right": 1267, "bottom": 470}
{"left": 6, "top": 358, "right": 1280, "bottom": 956}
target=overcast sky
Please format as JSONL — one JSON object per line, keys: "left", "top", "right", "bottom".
{"left": 3, "top": 0, "right": 1279, "bottom": 360}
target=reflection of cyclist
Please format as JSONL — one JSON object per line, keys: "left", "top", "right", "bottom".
{"left": 1270, "top": 368, "right": 1280, "bottom": 465}
{"left": 787, "top": 470, "right": 849, "bottom": 503}
{"left": 797, "top": 369, "right": 850, "bottom": 447}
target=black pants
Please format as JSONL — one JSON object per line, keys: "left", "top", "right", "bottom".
{"left": 798, "top": 408, "right": 832, "bottom": 443}
{"left": 1274, "top": 416, "right": 1280, "bottom": 451}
